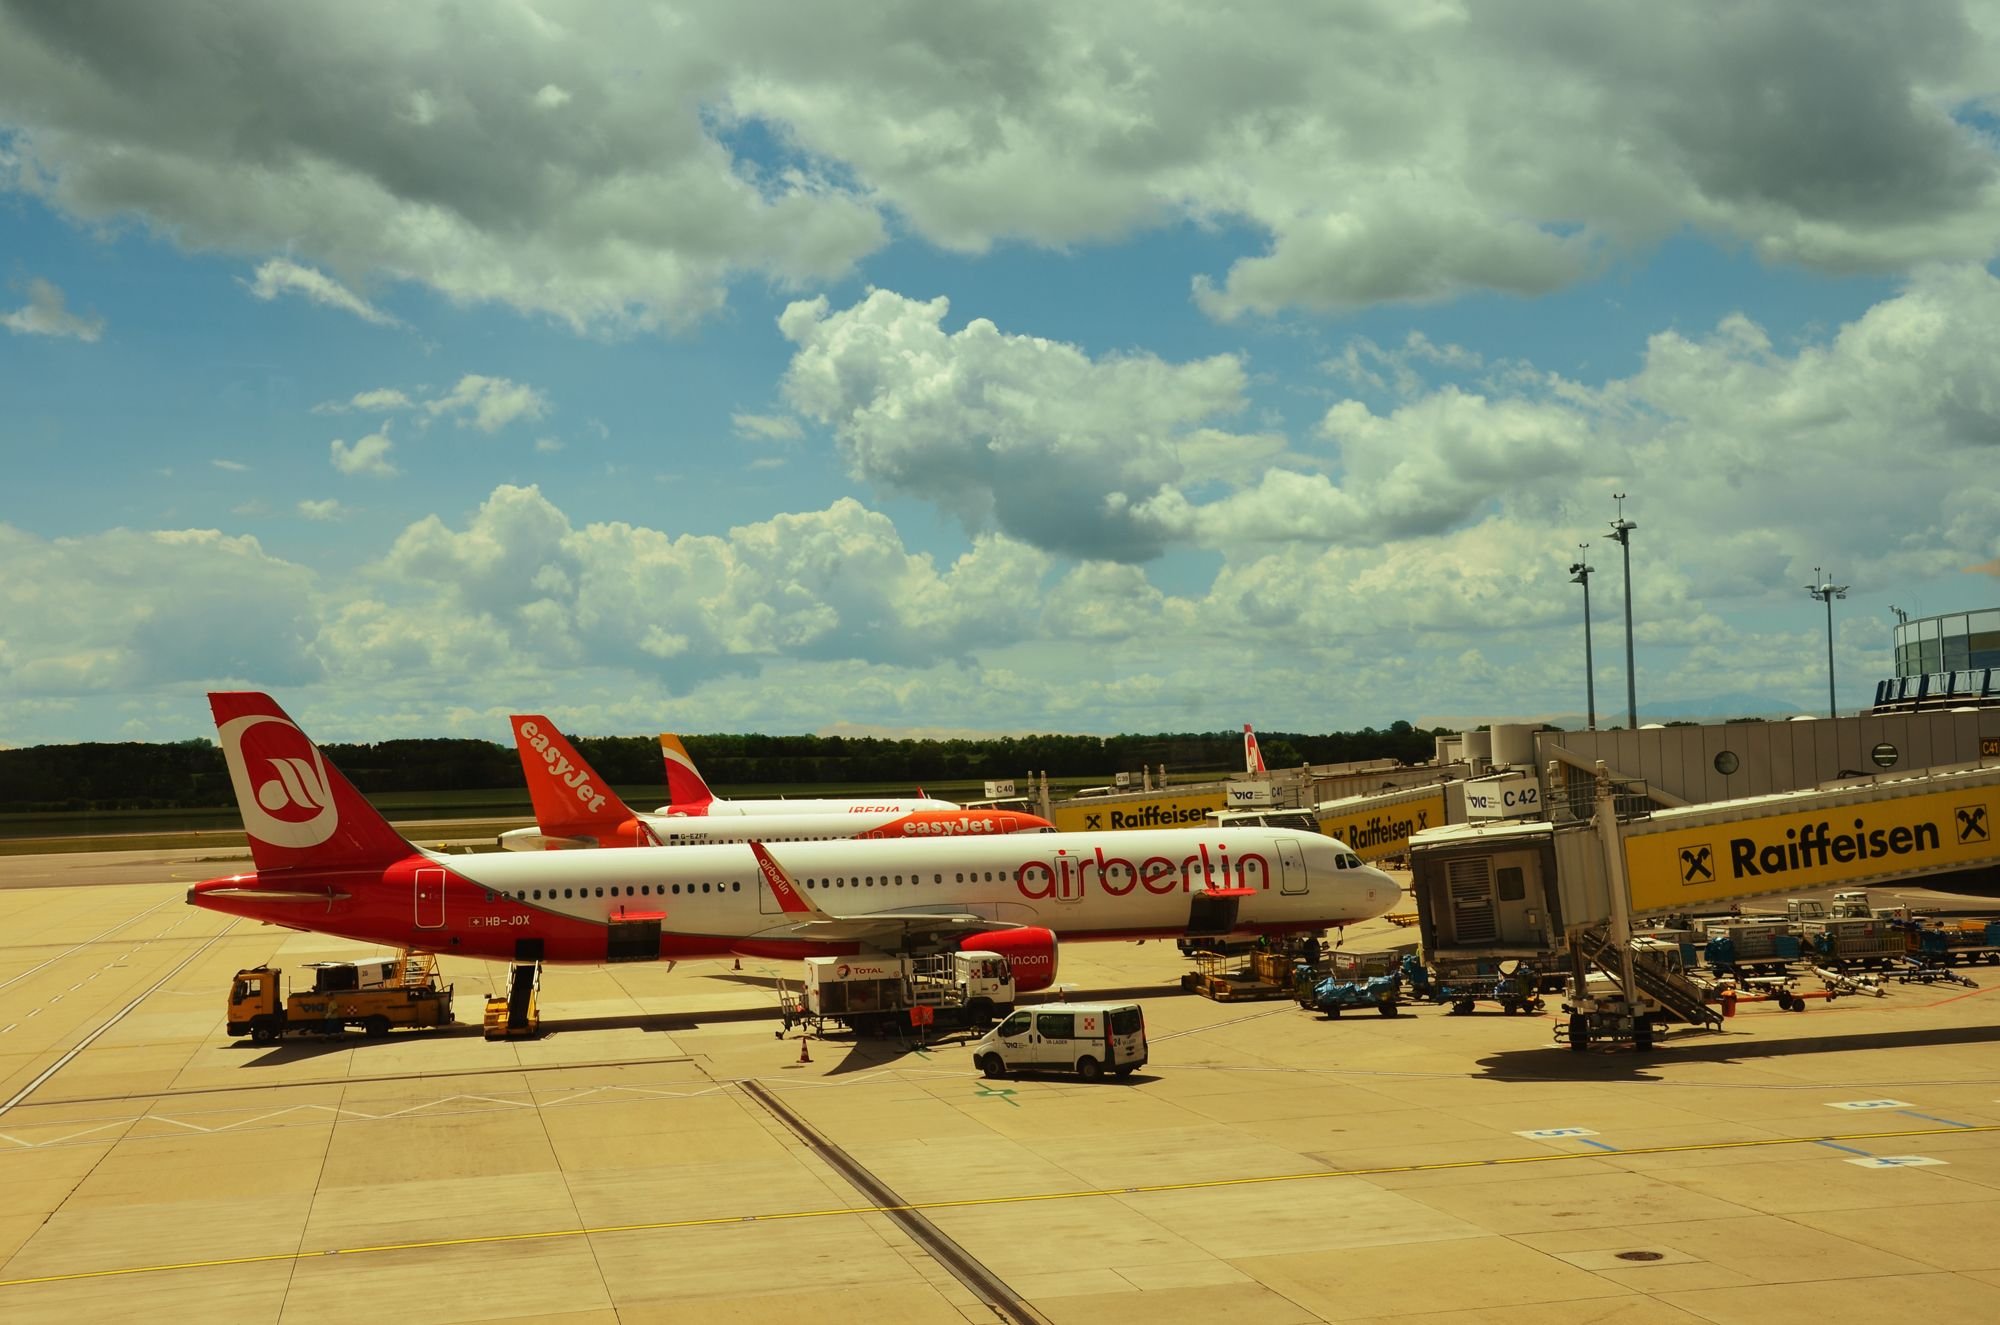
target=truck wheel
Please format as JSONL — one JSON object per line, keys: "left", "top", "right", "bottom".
{"left": 251, "top": 1023, "right": 278, "bottom": 1045}
{"left": 979, "top": 1055, "right": 1006, "bottom": 1080}
{"left": 365, "top": 1016, "right": 391, "bottom": 1038}
{"left": 1453, "top": 999, "right": 1475, "bottom": 1016}
{"left": 1324, "top": 1006, "right": 1341, "bottom": 1018}
{"left": 1633, "top": 1017, "right": 1655, "bottom": 1052}
{"left": 1076, "top": 1055, "right": 1103, "bottom": 1082}
{"left": 1376, "top": 1002, "right": 1397, "bottom": 1017}
{"left": 1568, "top": 1014, "right": 1589, "bottom": 1052}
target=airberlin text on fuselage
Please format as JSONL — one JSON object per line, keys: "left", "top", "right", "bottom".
{"left": 519, "top": 720, "right": 609, "bottom": 814}
{"left": 1015, "top": 844, "right": 1269, "bottom": 899}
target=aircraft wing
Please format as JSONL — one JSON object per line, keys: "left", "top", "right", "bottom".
{"left": 747, "top": 841, "right": 1015, "bottom": 950}
{"left": 747, "top": 909, "right": 1016, "bottom": 951}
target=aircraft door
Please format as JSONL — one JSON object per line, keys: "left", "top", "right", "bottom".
{"left": 1277, "top": 837, "right": 1308, "bottom": 895}
{"left": 414, "top": 867, "right": 446, "bottom": 929}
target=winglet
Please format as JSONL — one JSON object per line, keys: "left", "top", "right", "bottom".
{"left": 748, "top": 841, "right": 827, "bottom": 919}
{"left": 1243, "top": 723, "right": 1267, "bottom": 774}
{"left": 659, "top": 733, "right": 716, "bottom": 809}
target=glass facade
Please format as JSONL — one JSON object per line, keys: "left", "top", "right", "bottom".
{"left": 1893, "top": 606, "right": 2000, "bottom": 678}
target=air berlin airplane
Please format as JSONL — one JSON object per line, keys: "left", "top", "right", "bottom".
{"left": 189, "top": 693, "right": 1400, "bottom": 989}
{"left": 503, "top": 715, "right": 1052, "bottom": 849}
{"left": 1244, "top": 722, "right": 1267, "bottom": 774}
{"left": 655, "top": 732, "right": 959, "bottom": 817}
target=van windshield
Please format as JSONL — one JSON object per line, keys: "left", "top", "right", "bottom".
{"left": 1108, "top": 1007, "right": 1143, "bottom": 1035}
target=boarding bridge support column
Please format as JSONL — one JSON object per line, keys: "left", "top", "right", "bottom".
{"left": 1591, "top": 761, "right": 1637, "bottom": 1004}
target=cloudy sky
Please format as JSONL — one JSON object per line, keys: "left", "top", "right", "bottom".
{"left": 4, "top": 1, "right": 1998, "bottom": 747}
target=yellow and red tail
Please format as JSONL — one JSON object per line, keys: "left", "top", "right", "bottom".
{"left": 659, "top": 733, "right": 716, "bottom": 810}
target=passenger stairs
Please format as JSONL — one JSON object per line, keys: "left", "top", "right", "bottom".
{"left": 483, "top": 959, "right": 542, "bottom": 1040}
{"left": 1570, "top": 926, "right": 1723, "bottom": 1032}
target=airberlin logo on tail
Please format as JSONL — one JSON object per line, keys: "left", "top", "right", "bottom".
{"left": 517, "top": 720, "right": 609, "bottom": 815}
{"left": 217, "top": 713, "right": 338, "bottom": 850}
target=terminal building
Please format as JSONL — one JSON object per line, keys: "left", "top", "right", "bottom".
{"left": 1870, "top": 603, "right": 2000, "bottom": 713}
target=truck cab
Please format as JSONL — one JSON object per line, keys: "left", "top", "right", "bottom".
{"left": 226, "top": 967, "right": 279, "bottom": 1033}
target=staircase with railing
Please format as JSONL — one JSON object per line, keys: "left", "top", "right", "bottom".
{"left": 1570, "top": 926, "right": 1722, "bottom": 1031}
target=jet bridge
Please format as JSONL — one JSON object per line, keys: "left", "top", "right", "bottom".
{"left": 1409, "top": 760, "right": 2000, "bottom": 999}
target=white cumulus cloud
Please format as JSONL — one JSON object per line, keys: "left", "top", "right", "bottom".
{"left": 330, "top": 426, "right": 398, "bottom": 477}
{"left": 426, "top": 374, "right": 549, "bottom": 433}
{"left": 780, "top": 289, "right": 1263, "bottom": 560}
{"left": 245, "top": 258, "right": 402, "bottom": 327}
{"left": 2, "top": 277, "right": 102, "bottom": 341}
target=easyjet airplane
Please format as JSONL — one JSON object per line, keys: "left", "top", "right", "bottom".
{"left": 503, "top": 715, "right": 1051, "bottom": 849}
{"left": 189, "top": 693, "right": 1399, "bottom": 984}
{"left": 657, "top": 732, "right": 958, "bottom": 817}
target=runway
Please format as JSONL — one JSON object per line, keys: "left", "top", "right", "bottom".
{"left": 3, "top": 847, "right": 1999, "bottom": 1323}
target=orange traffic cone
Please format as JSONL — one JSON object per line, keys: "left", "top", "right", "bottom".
{"left": 797, "top": 1034, "right": 812, "bottom": 1064}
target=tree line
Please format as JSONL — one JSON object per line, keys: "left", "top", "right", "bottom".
{"left": 0, "top": 723, "right": 1445, "bottom": 814}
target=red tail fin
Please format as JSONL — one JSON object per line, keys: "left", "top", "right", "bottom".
{"left": 659, "top": 733, "right": 715, "bottom": 809}
{"left": 510, "top": 716, "right": 636, "bottom": 839}
{"left": 1244, "top": 723, "right": 1267, "bottom": 774}
{"left": 210, "top": 692, "right": 412, "bottom": 873}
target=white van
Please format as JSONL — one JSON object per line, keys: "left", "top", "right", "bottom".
{"left": 971, "top": 1002, "right": 1147, "bottom": 1081}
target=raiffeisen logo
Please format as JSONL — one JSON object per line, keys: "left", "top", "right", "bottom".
{"left": 1730, "top": 816, "right": 1942, "bottom": 877}
{"left": 1107, "top": 804, "right": 1209, "bottom": 829}
{"left": 217, "top": 712, "right": 338, "bottom": 849}
{"left": 1015, "top": 843, "right": 1271, "bottom": 899}
{"left": 517, "top": 720, "right": 609, "bottom": 814}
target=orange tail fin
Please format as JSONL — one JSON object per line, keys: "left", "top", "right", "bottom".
{"left": 511, "top": 715, "right": 638, "bottom": 839}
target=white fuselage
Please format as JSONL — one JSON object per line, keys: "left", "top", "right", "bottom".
{"left": 658, "top": 795, "right": 958, "bottom": 817}
{"left": 451, "top": 827, "right": 1396, "bottom": 945}
{"left": 500, "top": 806, "right": 1042, "bottom": 851}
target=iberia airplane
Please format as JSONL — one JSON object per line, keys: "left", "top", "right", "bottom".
{"left": 503, "top": 715, "right": 1051, "bottom": 850}
{"left": 189, "top": 693, "right": 1399, "bottom": 984}
{"left": 657, "top": 732, "right": 958, "bottom": 816}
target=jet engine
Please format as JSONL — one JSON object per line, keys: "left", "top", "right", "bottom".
{"left": 960, "top": 927, "right": 1058, "bottom": 992}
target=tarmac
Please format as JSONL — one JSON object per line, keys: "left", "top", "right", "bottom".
{"left": 2, "top": 846, "right": 1999, "bottom": 1323}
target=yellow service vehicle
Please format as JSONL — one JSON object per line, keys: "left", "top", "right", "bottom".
{"left": 226, "top": 953, "right": 453, "bottom": 1043}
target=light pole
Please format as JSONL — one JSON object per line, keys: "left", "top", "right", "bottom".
{"left": 1568, "top": 544, "right": 1596, "bottom": 730}
{"left": 1608, "top": 493, "right": 1637, "bottom": 729}
{"left": 1807, "top": 568, "right": 1848, "bottom": 719}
